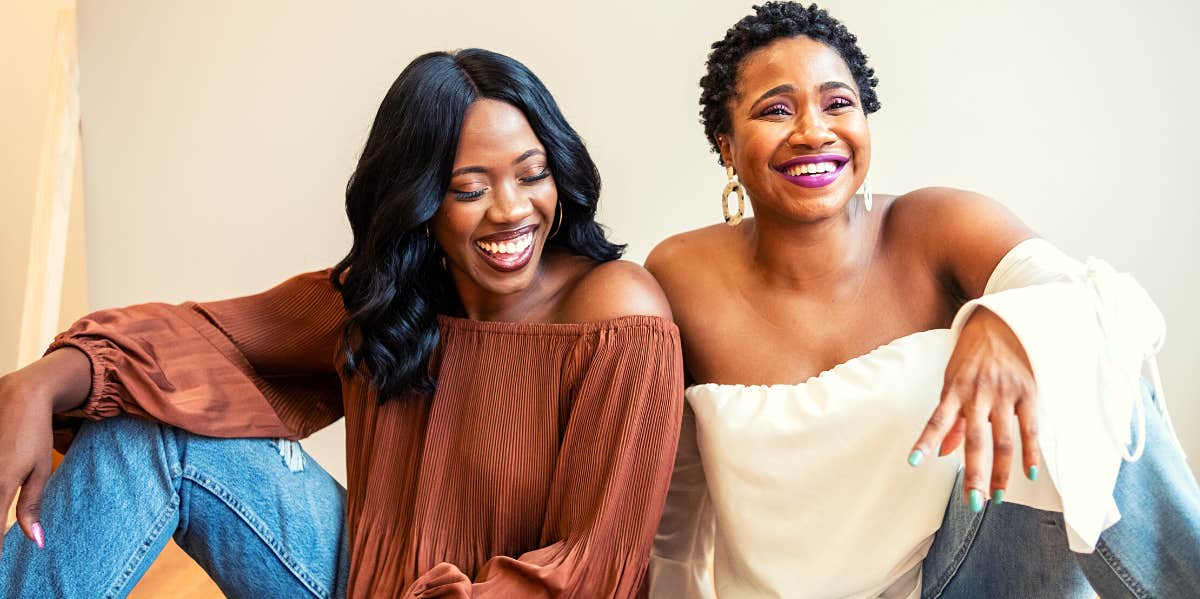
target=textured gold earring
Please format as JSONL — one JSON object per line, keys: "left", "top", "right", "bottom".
{"left": 722, "top": 165, "right": 745, "bottom": 226}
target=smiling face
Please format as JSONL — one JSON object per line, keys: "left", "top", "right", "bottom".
{"left": 719, "top": 35, "right": 871, "bottom": 223}
{"left": 432, "top": 99, "right": 557, "bottom": 299}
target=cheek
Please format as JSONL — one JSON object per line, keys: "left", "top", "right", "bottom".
{"left": 533, "top": 180, "right": 558, "bottom": 217}
{"left": 431, "top": 202, "right": 477, "bottom": 254}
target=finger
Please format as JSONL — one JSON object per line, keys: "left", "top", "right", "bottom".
{"left": 939, "top": 417, "right": 966, "bottom": 456}
{"left": 0, "top": 482, "right": 16, "bottom": 559}
{"left": 16, "top": 458, "right": 50, "bottom": 549}
{"left": 910, "top": 387, "right": 964, "bottom": 467}
{"left": 989, "top": 405, "right": 1017, "bottom": 505}
{"left": 962, "top": 395, "right": 991, "bottom": 513}
{"left": 1016, "top": 392, "right": 1041, "bottom": 481}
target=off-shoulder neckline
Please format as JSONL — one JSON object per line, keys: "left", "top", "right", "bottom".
{"left": 436, "top": 314, "right": 677, "bottom": 336}
{"left": 688, "top": 328, "right": 951, "bottom": 391}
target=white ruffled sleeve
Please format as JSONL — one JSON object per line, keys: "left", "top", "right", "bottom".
{"left": 949, "top": 238, "right": 1181, "bottom": 552}
{"left": 647, "top": 402, "right": 716, "bottom": 598}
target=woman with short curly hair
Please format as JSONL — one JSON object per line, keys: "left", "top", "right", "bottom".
{"left": 647, "top": 3, "right": 1200, "bottom": 597}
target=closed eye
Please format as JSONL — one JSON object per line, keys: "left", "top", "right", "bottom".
{"left": 520, "top": 170, "right": 551, "bottom": 184}
{"left": 825, "top": 97, "right": 855, "bottom": 111}
{"left": 759, "top": 103, "right": 792, "bottom": 117}
{"left": 454, "top": 188, "right": 486, "bottom": 201}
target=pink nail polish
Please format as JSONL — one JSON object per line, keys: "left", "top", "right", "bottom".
{"left": 31, "top": 522, "right": 45, "bottom": 549}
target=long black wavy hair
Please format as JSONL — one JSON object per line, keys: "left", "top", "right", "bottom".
{"left": 331, "top": 49, "right": 624, "bottom": 401}
{"left": 701, "top": 2, "right": 881, "bottom": 164}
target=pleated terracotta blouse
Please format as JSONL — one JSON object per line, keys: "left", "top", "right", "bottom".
{"left": 47, "top": 270, "right": 685, "bottom": 598}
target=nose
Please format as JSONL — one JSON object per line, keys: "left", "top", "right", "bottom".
{"left": 788, "top": 110, "right": 837, "bottom": 150}
{"left": 486, "top": 180, "right": 536, "bottom": 225}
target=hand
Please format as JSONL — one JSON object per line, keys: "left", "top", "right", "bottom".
{"left": 0, "top": 348, "right": 91, "bottom": 557}
{"left": 406, "top": 562, "right": 471, "bottom": 598}
{"left": 910, "top": 307, "right": 1040, "bottom": 511}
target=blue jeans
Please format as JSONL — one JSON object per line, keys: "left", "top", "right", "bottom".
{"left": 923, "top": 383, "right": 1200, "bottom": 598}
{"left": 0, "top": 416, "right": 349, "bottom": 599}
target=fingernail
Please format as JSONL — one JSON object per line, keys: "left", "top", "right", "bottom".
{"left": 31, "top": 522, "right": 45, "bottom": 550}
{"left": 968, "top": 489, "right": 985, "bottom": 513}
{"left": 1027, "top": 465, "right": 1039, "bottom": 481}
{"left": 991, "top": 489, "right": 1005, "bottom": 505}
{"left": 907, "top": 449, "right": 924, "bottom": 467}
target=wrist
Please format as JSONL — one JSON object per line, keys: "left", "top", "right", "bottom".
{"left": 26, "top": 348, "right": 93, "bottom": 413}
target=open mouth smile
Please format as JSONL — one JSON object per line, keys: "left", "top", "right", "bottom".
{"left": 473, "top": 224, "right": 538, "bottom": 273}
{"left": 774, "top": 154, "right": 850, "bottom": 189}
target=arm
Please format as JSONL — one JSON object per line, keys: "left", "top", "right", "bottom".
{"left": 898, "top": 189, "right": 1168, "bottom": 550}
{"left": 894, "top": 188, "right": 1041, "bottom": 508}
{"left": 47, "top": 269, "right": 346, "bottom": 441}
{"left": 0, "top": 269, "right": 346, "bottom": 558}
{"left": 405, "top": 262, "right": 685, "bottom": 599}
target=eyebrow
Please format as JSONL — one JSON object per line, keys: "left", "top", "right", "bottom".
{"left": 749, "top": 81, "right": 860, "bottom": 106}
{"left": 450, "top": 148, "right": 545, "bottom": 177}
{"left": 819, "top": 81, "right": 859, "bottom": 97}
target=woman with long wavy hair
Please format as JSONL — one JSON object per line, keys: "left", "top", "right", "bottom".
{"left": 0, "top": 48, "right": 682, "bottom": 599}
{"left": 646, "top": 3, "right": 1200, "bottom": 598}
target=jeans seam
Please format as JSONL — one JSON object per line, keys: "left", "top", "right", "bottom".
{"left": 102, "top": 495, "right": 179, "bottom": 599}
{"left": 923, "top": 504, "right": 989, "bottom": 599}
{"left": 181, "top": 466, "right": 329, "bottom": 599}
{"left": 1095, "top": 538, "right": 1151, "bottom": 599}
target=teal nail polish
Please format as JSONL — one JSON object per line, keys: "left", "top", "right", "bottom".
{"left": 1027, "top": 465, "right": 1039, "bottom": 481}
{"left": 991, "top": 489, "right": 1005, "bottom": 505}
{"left": 969, "top": 489, "right": 985, "bottom": 513}
{"left": 907, "top": 449, "right": 924, "bottom": 467}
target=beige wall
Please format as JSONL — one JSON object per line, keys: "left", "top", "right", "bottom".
{"left": 0, "top": 0, "right": 84, "bottom": 372}
{"left": 75, "top": 0, "right": 1200, "bottom": 483}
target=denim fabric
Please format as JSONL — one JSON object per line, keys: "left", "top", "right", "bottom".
{"left": 924, "top": 383, "right": 1200, "bottom": 599}
{"left": 0, "top": 416, "right": 349, "bottom": 599}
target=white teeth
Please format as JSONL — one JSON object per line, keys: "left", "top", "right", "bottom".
{"left": 476, "top": 232, "right": 534, "bottom": 256}
{"left": 785, "top": 161, "right": 838, "bottom": 177}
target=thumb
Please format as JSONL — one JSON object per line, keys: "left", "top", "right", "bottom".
{"left": 15, "top": 459, "right": 50, "bottom": 549}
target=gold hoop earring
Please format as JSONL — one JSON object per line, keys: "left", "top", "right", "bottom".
{"left": 722, "top": 165, "right": 745, "bottom": 226}
{"left": 550, "top": 200, "right": 564, "bottom": 239}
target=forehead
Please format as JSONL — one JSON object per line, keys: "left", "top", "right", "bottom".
{"left": 735, "top": 36, "right": 857, "bottom": 100}
{"left": 455, "top": 99, "right": 543, "bottom": 163}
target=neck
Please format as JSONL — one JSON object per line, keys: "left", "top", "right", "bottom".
{"left": 748, "top": 204, "right": 875, "bottom": 295}
{"left": 451, "top": 262, "right": 555, "bottom": 323}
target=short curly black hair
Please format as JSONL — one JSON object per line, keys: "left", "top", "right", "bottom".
{"left": 700, "top": 2, "right": 881, "bottom": 163}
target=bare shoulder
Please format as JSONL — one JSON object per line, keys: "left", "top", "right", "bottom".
{"left": 885, "top": 187, "right": 1031, "bottom": 242}
{"left": 560, "top": 259, "right": 673, "bottom": 323}
{"left": 645, "top": 223, "right": 738, "bottom": 285}
{"left": 884, "top": 187, "right": 1036, "bottom": 296}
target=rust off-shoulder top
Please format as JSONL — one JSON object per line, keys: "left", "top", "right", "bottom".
{"left": 47, "top": 270, "right": 685, "bottom": 598}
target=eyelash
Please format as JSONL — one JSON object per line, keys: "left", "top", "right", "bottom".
{"left": 758, "top": 98, "right": 855, "bottom": 118}
{"left": 521, "top": 169, "right": 551, "bottom": 184}
{"left": 454, "top": 189, "right": 486, "bottom": 201}
{"left": 452, "top": 169, "right": 550, "bottom": 201}
{"left": 759, "top": 103, "right": 791, "bottom": 117}
{"left": 826, "top": 97, "right": 854, "bottom": 110}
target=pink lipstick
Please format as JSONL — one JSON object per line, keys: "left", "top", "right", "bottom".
{"left": 774, "top": 153, "right": 849, "bottom": 189}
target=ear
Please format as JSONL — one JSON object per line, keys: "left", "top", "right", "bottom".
{"left": 717, "top": 135, "right": 734, "bottom": 170}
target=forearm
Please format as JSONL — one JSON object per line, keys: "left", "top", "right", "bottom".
{"left": 2, "top": 348, "right": 92, "bottom": 414}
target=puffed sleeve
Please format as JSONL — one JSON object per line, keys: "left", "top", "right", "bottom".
{"left": 949, "top": 238, "right": 1175, "bottom": 552}
{"left": 406, "top": 317, "right": 685, "bottom": 598}
{"left": 47, "top": 270, "right": 345, "bottom": 448}
{"left": 646, "top": 401, "right": 716, "bottom": 598}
